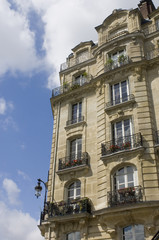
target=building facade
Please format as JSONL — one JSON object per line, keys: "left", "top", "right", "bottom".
{"left": 39, "top": 1, "right": 159, "bottom": 239}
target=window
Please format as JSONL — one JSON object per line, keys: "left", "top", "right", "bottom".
{"left": 111, "top": 80, "right": 129, "bottom": 105}
{"left": 123, "top": 225, "right": 144, "bottom": 240}
{"left": 114, "top": 166, "right": 137, "bottom": 190}
{"left": 70, "top": 138, "right": 82, "bottom": 159}
{"left": 72, "top": 102, "right": 82, "bottom": 124}
{"left": 68, "top": 181, "right": 81, "bottom": 201}
{"left": 110, "top": 49, "right": 125, "bottom": 66}
{"left": 76, "top": 50, "right": 89, "bottom": 64}
{"left": 156, "top": 19, "right": 159, "bottom": 31}
{"left": 74, "top": 74, "right": 86, "bottom": 86}
{"left": 67, "top": 232, "right": 80, "bottom": 240}
{"left": 112, "top": 119, "right": 132, "bottom": 147}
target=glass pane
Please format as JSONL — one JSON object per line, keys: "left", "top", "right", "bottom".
{"left": 123, "top": 226, "right": 133, "bottom": 240}
{"left": 118, "top": 174, "right": 125, "bottom": 184}
{"left": 118, "top": 167, "right": 124, "bottom": 175}
{"left": 124, "top": 119, "right": 130, "bottom": 137}
{"left": 79, "top": 102, "right": 82, "bottom": 120}
{"left": 116, "top": 121, "right": 122, "bottom": 139}
{"left": 76, "top": 180, "right": 81, "bottom": 188}
{"left": 114, "top": 83, "right": 120, "bottom": 104}
{"left": 67, "top": 233, "right": 74, "bottom": 240}
{"left": 121, "top": 81, "right": 128, "bottom": 102}
{"left": 75, "top": 232, "right": 81, "bottom": 240}
{"left": 76, "top": 188, "right": 81, "bottom": 197}
{"left": 72, "top": 104, "right": 77, "bottom": 122}
{"left": 127, "top": 173, "right": 133, "bottom": 182}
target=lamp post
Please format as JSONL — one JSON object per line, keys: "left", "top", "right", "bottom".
{"left": 35, "top": 178, "right": 47, "bottom": 210}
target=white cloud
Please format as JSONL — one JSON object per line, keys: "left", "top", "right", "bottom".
{"left": 18, "top": 170, "right": 31, "bottom": 181}
{"left": 0, "top": 0, "right": 42, "bottom": 76}
{"left": 0, "top": 98, "right": 7, "bottom": 114}
{"left": 0, "top": 116, "right": 18, "bottom": 131}
{"left": 1, "top": 0, "right": 159, "bottom": 88}
{"left": 0, "top": 201, "right": 44, "bottom": 240}
{"left": 3, "top": 178, "right": 21, "bottom": 205}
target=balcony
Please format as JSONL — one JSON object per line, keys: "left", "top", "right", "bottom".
{"left": 147, "top": 48, "right": 159, "bottom": 60}
{"left": 40, "top": 197, "right": 91, "bottom": 222}
{"left": 60, "top": 52, "right": 92, "bottom": 71}
{"left": 104, "top": 56, "right": 130, "bottom": 73}
{"left": 106, "top": 94, "right": 135, "bottom": 110}
{"left": 66, "top": 116, "right": 84, "bottom": 126}
{"left": 101, "top": 133, "right": 143, "bottom": 159}
{"left": 57, "top": 152, "right": 89, "bottom": 174}
{"left": 107, "top": 186, "right": 143, "bottom": 207}
{"left": 52, "top": 76, "right": 91, "bottom": 98}
{"left": 143, "top": 23, "right": 159, "bottom": 36}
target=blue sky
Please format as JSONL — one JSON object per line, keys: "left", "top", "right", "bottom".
{"left": 0, "top": 0, "right": 158, "bottom": 239}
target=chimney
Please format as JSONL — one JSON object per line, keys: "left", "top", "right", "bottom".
{"left": 138, "top": 0, "right": 156, "bottom": 19}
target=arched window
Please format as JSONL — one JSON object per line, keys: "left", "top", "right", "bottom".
{"left": 68, "top": 180, "right": 81, "bottom": 201}
{"left": 67, "top": 232, "right": 80, "bottom": 240}
{"left": 114, "top": 165, "right": 137, "bottom": 190}
{"left": 123, "top": 225, "right": 144, "bottom": 240}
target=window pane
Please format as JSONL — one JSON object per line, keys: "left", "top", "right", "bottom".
{"left": 116, "top": 121, "right": 122, "bottom": 138}
{"left": 124, "top": 119, "right": 130, "bottom": 136}
{"left": 79, "top": 102, "right": 82, "bottom": 119}
{"left": 75, "top": 232, "right": 81, "bottom": 240}
{"left": 123, "top": 226, "right": 133, "bottom": 240}
{"left": 121, "top": 81, "right": 128, "bottom": 102}
{"left": 123, "top": 225, "right": 144, "bottom": 240}
{"left": 114, "top": 83, "right": 120, "bottom": 104}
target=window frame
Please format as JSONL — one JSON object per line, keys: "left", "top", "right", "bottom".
{"left": 110, "top": 79, "right": 130, "bottom": 106}
{"left": 68, "top": 180, "right": 81, "bottom": 201}
{"left": 122, "top": 225, "right": 144, "bottom": 240}
{"left": 71, "top": 102, "right": 82, "bottom": 124}
{"left": 70, "top": 138, "right": 82, "bottom": 158}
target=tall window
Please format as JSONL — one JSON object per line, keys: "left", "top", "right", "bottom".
{"left": 112, "top": 119, "right": 132, "bottom": 147}
{"left": 111, "top": 80, "right": 129, "bottom": 105}
{"left": 67, "top": 232, "right": 80, "bottom": 240}
{"left": 156, "top": 19, "right": 159, "bottom": 31}
{"left": 70, "top": 138, "right": 82, "bottom": 159}
{"left": 72, "top": 102, "right": 82, "bottom": 124}
{"left": 68, "top": 181, "right": 81, "bottom": 201}
{"left": 114, "top": 166, "right": 137, "bottom": 190}
{"left": 123, "top": 225, "right": 144, "bottom": 240}
{"left": 74, "top": 74, "right": 86, "bottom": 86}
{"left": 110, "top": 49, "right": 125, "bottom": 66}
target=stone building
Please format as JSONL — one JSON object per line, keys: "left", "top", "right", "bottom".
{"left": 39, "top": 0, "right": 159, "bottom": 239}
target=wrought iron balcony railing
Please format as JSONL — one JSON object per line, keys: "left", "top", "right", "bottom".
{"left": 143, "top": 23, "right": 159, "bottom": 36}
{"left": 155, "top": 130, "right": 159, "bottom": 145}
{"left": 104, "top": 56, "right": 130, "bottom": 73}
{"left": 60, "top": 53, "right": 92, "bottom": 71}
{"left": 147, "top": 48, "right": 159, "bottom": 60}
{"left": 40, "top": 198, "right": 91, "bottom": 222}
{"left": 101, "top": 133, "right": 143, "bottom": 157}
{"left": 66, "top": 116, "right": 84, "bottom": 126}
{"left": 58, "top": 152, "right": 89, "bottom": 171}
{"left": 52, "top": 76, "right": 91, "bottom": 98}
{"left": 106, "top": 94, "right": 135, "bottom": 108}
{"left": 107, "top": 186, "right": 143, "bottom": 207}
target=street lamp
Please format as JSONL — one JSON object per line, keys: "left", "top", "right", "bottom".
{"left": 35, "top": 178, "right": 47, "bottom": 208}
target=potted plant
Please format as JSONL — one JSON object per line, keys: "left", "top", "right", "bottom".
{"left": 118, "top": 54, "right": 127, "bottom": 65}
{"left": 106, "top": 58, "right": 114, "bottom": 66}
{"left": 109, "top": 145, "right": 120, "bottom": 152}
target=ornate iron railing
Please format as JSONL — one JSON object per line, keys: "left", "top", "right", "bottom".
{"left": 66, "top": 116, "right": 84, "bottom": 126}
{"left": 52, "top": 76, "right": 91, "bottom": 97}
{"left": 147, "top": 48, "right": 159, "bottom": 60}
{"left": 106, "top": 94, "right": 135, "bottom": 108}
{"left": 104, "top": 56, "right": 130, "bottom": 73}
{"left": 101, "top": 133, "right": 143, "bottom": 157}
{"left": 143, "top": 23, "right": 159, "bottom": 36}
{"left": 40, "top": 198, "right": 91, "bottom": 222}
{"left": 155, "top": 130, "right": 159, "bottom": 145}
{"left": 107, "top": 186, "right": 143, "bottom": 207}
{"left": 60, "top": 53, "right": 92, "bottom": 71}
{"left": 58, "top": 152, "right": 89, "bottom": 171}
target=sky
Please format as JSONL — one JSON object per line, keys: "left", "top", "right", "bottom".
{"left": 0, "top": 0, "right": 158, "bottom": 239}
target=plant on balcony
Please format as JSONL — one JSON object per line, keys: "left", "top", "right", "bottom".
{"left": 109, "top": 145, "right": 120, "bottom": 152}
{"left": 118, "top": 54, "right": 127, "bottom": 64}
{"left": 106, "top": 58, "right": 114, "bottom": 66}
{"left": 122, "top": 141, "right": 131, "bottom": 149}
{"left": 82, "top": 72, "right": 88, "bottom": 77}
{"left": 118, "top": 187, "right": 135, "bottom": 195}
{"left": 70, "top": 83, "right": 80, "bottom": 91}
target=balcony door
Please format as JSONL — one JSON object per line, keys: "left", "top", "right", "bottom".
{"left": 70, "top": 138, "right": 82, "bottom": 160}
{"left": 68, "top": 181, "right": 81, "bottom": 201}
{"left": 111, "top": 80, "right": 129, "bottom": 105}
{"left": 72, "top": 102, "right": 82, "bottom": 124}
{"left": 114, "top": 166, "right": 137, "bottom": 190}
{"left": 112, "top": 119, "right": 132, "bottom": 148}
{"left": 67, "top": 232, "right": 81, "bottom": 240}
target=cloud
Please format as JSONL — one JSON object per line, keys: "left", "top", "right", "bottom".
{"left": 0, "top": 0, "right": 42, "bottom": 77}
{"left": 17, "top": 170, "right": 31, "bottom": 181}
{"left": 0, "top": 116, "right": 18, "bottom": 131}
{"left": 0, "top": 98, "right": 7, "bottom": 114}
{"left": 3, "top": 178, "right": 21, "bottom": 205}
{"left": 0, "top": 201, "right": 43, "bottom": 240}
